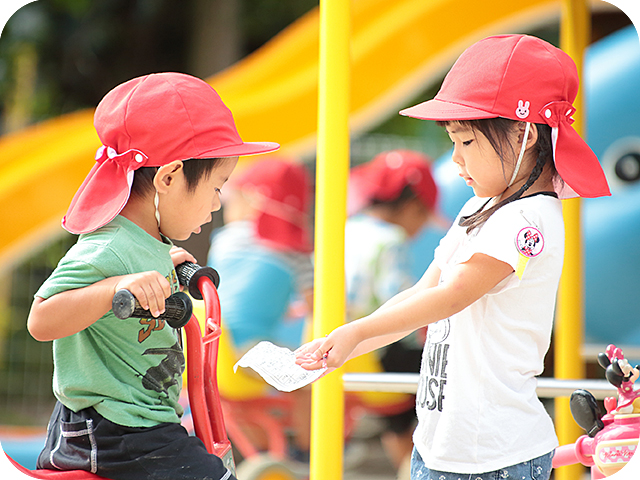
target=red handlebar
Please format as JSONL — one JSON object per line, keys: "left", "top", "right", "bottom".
{"left": 183, "top": 275, "right": 229, "bottom": 455}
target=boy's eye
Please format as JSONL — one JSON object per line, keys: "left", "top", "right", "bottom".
{"left": 215, "top": 188, "right": 222, "bottom": 195}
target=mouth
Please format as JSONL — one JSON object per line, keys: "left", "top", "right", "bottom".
{"left": 460, "top": 174, "right": 473, "bottom": 186}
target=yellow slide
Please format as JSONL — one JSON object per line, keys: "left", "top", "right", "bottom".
{"left": 0, "top": 0, "right": 564, "bottom": 268}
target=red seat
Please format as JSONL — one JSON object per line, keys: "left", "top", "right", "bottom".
{"left": 6, "top": 454, "right": 108, "bottom": 479}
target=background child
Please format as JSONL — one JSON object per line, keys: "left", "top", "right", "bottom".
{"left": 345, "top": 149, "right": 441, "bottom": 477}
{"left": 297, "top": 34, "right": 610, "bottom": 480}
{"left": 208, "top": 158, "right": 314, "bottom": 461}
{"left": 27, "top": 72, "right": 278, "bottom": 480}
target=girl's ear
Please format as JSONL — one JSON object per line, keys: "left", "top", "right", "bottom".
{"left": 153, "top": 160, "right": 184, "bottom": 193}
{"left": 520, "top": 122, "right": 539, "bottom": 150}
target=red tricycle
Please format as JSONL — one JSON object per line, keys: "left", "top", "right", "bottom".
{"left": 553, "top": 344, "right": 640, "bottom": 478}
{"left": 5, "top": 262, "right": 237, "bottom": 479}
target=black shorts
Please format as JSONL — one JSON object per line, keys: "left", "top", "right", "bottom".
{"left": 37, "top": 401, "right": 235, "bottom": 480}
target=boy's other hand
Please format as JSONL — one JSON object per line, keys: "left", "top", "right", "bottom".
{"left": 114, "top": 271, "right": 172, "bottom": 318}
{"left": 169, "top": 246, "right": 197, "bottom": 267}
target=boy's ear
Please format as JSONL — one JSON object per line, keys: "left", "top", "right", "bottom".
{"left": 153, "top": 160, "right": 184, "bottom": 193}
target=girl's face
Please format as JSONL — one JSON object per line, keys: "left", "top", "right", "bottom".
{"left": 161, "top": 157, "right": 238, "bottom": 240}
{"left": 446, "top": 123, "right": 516, "bottom": 199}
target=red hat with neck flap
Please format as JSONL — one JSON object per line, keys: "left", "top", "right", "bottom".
{"left": 63, "top": 72, "right": 279, "bottom": 234}
{"left": 400, "top": 34, "right": 610, "bottom": 199}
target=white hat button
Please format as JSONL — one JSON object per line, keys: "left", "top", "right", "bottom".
{"left": 545, "top": 109, "right": 552, "bottom": 119}
{"left": 135, "top": 154, "right": 144, "bottom": 163}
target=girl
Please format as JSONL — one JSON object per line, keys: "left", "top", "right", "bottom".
{"left": 296, "top": 34, "right": 610, "bottom": 480}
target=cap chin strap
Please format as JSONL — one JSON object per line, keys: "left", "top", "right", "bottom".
{"left": 154, "top": 191, "right": 161, "bottom": 230}
{"left": 508, "top": 122, "right": 531, "bottom": 187}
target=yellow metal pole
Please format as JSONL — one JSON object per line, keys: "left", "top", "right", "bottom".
{"left": 555, "top": 1, "right": 590, "bottom": 479}
{"left": 310, "top": 0, "right": 350, "bottom": 479}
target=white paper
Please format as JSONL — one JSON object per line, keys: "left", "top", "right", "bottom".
{"left": 234, "top": 341, "right": 326, "bottom": 392}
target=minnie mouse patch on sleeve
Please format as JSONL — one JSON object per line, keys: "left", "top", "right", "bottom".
{"left": 516, "top": 227, "right": 544, "bottom": 257}
{"left": 514, "top": 227, "right": 544, "bottom": 279}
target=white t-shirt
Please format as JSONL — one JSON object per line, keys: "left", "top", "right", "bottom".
{"left": 413, "top": 193, "right": 563, "bottom": 474}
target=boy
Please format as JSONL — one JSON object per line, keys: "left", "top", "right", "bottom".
{"left": 27, "top": 72, "right": 278, "bottom": 480}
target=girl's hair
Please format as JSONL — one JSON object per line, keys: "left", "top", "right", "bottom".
{"left": 437, "top": 118, "right": 557, "bottom": 233}
{"left": 130, "top": 158, "right": 224, "bottom": 198}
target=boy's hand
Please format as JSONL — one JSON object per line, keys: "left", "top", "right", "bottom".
{"left": 113, "top": 271, "right": 171, "bottom": 318}
{"left": 170, "top": 246, "right": 196, "bottom": 267}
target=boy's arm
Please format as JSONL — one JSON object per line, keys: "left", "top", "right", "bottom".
{"left": 28, "top": 271, "right": 172, "bottom": 342}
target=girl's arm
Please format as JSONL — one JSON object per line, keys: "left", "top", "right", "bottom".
{"left": 297, "top": 253, "right": 513, "bottom": 370}
{"left": 28, "top": 271, "right": 172, "bottom": 342}
{"left": 346, "top": 260, "right": 442, "bottom": 357}
{"left": 295, "top": 260, "right": 441, "bottom": 364}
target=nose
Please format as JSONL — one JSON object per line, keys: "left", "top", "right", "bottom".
{"left": 451, "top": 144, "right": 464, "bottom": 166}
{"left": 211, "top": 192, "right": 222, "bottom": 213}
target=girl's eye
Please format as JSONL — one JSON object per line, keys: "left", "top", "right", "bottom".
{"left": 215, "top": 187, "right": 222, "bottom": 195}
{"left": 462, "top": 139, "right": 473, "bottom": 146}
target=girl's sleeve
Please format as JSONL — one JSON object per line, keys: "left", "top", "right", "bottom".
{"left": 457, "top": 205, "right": 546, "bottom": 291}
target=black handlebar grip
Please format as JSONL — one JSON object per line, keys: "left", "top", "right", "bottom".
{"left": 175, "top": 262, "right": 220, "bottom": 300}
{"left": 112, "top": 290, "right": 193, "bottom": 329}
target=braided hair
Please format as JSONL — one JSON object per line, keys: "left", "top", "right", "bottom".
{"left": 437, "top": 118, "right": 557, "bottom": 234}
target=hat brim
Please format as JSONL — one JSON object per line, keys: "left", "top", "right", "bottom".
{"left": 198, "top": 141, "right": 280, "bottom": 159}
{"left": 400, "top": 99, "right": 498, "bottom": 121}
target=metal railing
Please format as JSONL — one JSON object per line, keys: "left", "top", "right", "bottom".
{"left": 343, "top": 373, "right": 617, "bottom": 400}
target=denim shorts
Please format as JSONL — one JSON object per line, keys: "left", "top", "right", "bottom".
{"left": 410, "top": 447, "right": 554, "bottom": 480}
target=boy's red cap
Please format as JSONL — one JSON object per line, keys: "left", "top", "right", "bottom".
{"left": 233, "top": 159, "right": 313, "bottom": 253}
{"left": 63, "top": 72, "right": 279, "bottom": 234}
{"left": 349, "top": 150, "right": 438, "bottom": 215}
{"left": 400, "top": 34, "right": 610, "bottom": 199}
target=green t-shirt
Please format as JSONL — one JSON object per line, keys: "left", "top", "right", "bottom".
{"left": 36, "top": 216, "right": 184, "bottom": 427}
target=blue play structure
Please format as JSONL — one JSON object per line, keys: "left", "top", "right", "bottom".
{"left": 411, "top": 25, "right": 640, "bottom": 351}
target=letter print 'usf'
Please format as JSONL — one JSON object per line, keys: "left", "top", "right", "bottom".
{"left": 416, "top": 318, "right": 450, "bottom": 412}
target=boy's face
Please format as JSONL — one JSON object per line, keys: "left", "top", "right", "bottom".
{"left": 162, "top": 157, "right": 238, "bottom": 241}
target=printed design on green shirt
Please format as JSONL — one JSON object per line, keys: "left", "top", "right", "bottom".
{"left": 138, "top": 318, "right": 166, "bottom": 343}
{"left": 140, "top": 342, "right": 185, "bottom": 398}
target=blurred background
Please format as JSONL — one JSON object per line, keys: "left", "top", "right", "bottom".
{"left": 0, "top": 1, "right": 639, "bottom": 477}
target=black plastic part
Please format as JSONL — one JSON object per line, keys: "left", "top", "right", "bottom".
{"left": 175, "top": 262, "right": 220, "bottom": 300}
{"left": 570, "top": 389, "right": 604, "bottom": 437}
{"left": 112, "top": 290, "right": 193, "bottom": 329}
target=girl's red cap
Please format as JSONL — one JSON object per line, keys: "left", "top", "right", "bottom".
{"left": 400, "top": 34, "right": 610, "bottom": 199}
{"left": 63, "top": 72, "right": 279, "bottom": 234}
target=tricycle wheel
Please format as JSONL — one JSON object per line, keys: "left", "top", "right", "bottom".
{"left": 236, "top": 454, "right": 303, "bottom": 480}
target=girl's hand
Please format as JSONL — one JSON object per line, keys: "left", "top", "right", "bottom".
{"left": 113, "top": 271, "right": 171, "bottom": 318}
{"left": 295, "top": 324, "right": 361, "bottom": 370}
{"left": 170, "top": 246, "right": 196, "bottom": 267}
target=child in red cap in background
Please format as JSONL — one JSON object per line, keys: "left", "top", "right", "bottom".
{"left": 297, "top": 35, "right": 610, "bottom": 480}
{"left": 27, "top": 72, "right": 278, "bottom": 480}
{"left": 345, "top": 150, "right": 441, "bottom": 478}
{"left": 208, "top": 158, "right": 314, "bottom": 461}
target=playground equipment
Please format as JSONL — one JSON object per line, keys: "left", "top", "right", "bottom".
{"left": 1, "top": 0, "right": 614, "bottom": 272}
{"left": 553, "top": 344, "right": 640, "bottom": 477}
{"left": 5, "top": 262, "right": 239, "bottom": 479}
